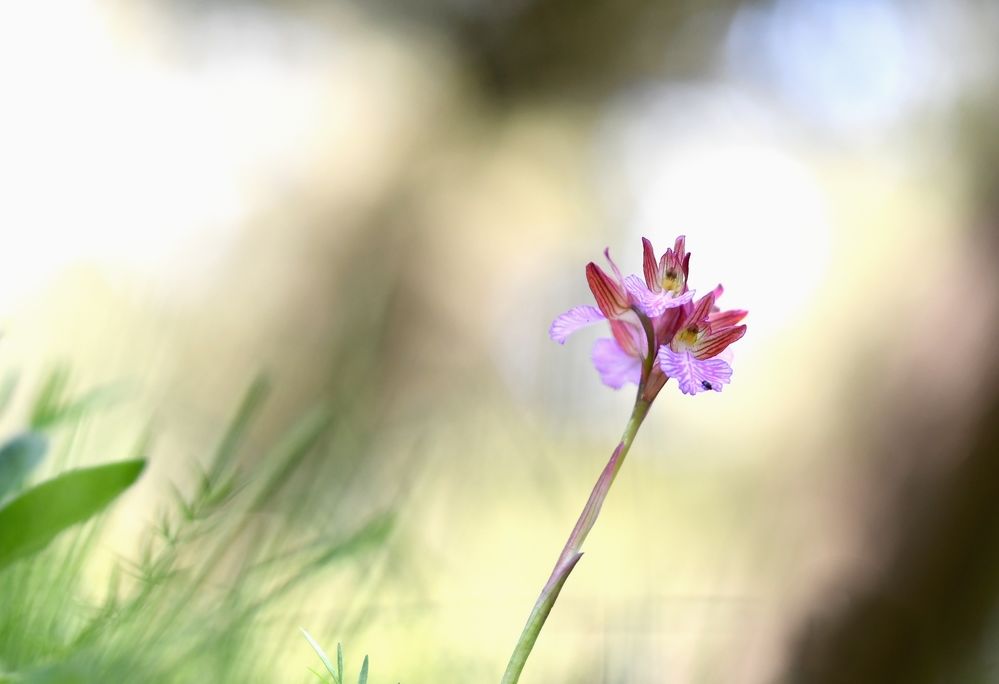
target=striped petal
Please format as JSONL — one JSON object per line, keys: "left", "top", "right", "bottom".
{"left": 586, "top": 262, "right": 630, "bottom": 318}
{"left": 642, "top": 237, "right": 660, "bottom": 291}
{"left": 624, "top": 275, "right": 694, "bottom": 317}
{"left": 658, "top": 347, "right": 733, "bottom": 395}
{"left": 549, "top": 305, "right": 605, "bottom": 344}
{"left": 681, "top": 291, "right": 716, "bottom": 330}
{"left": 707, "top": 308, "right": 748, "bottom": 330}
{"left": 692, "top": 325, "right": 747, "bottom": 360}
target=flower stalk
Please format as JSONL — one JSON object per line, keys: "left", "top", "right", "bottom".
{"left": 500, "top": 396, "right": 650, "bottom": 684}
{"left": 503, "top": 236, "right": 747, "bottom": 682}
{"left": 501, "top": 306, "right": 655, "bottom": 684}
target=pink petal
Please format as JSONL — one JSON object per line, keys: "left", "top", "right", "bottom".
{"left": 549, "top": 305, "right": 606, "bottom": 344}
{"left": 658, "top": 347, "right": 733, "bottom": 395}
{"left": 609, "top": 318, "right": 647, "bottom": 358}
{"left": 586, "top": 262, "right": 630, "bottom": 318}
{"left": 681, "top": 291, "right": 716, "bottom": 329}
{"left": 708, "top": 308, "right": 748, "bottom": 330}
{"left": 592, "top": 338, "right": 643, "bottom": 389}
{"left": 624, "top": 275, "right": 694, "bottom": 317}
{"left": 692, "top": 324, "right": 746, "bottom": 359}
{"left": 672, "top": 234, "right": 686, "bottom": 259}
{"left": 641, "top": 237, "right": 660, "bottom": 290}
{"left": 603, "top": 247, "right": 627, "bottom": 291}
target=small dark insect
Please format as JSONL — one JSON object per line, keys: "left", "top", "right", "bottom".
{"left": 701, "top": 380, "right": 713, "bottom": 390}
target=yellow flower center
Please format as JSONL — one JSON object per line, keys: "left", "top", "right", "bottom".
{"left": 673, "top": 325, "right": 700, "bottom": 350}
{"left": 661, "top": 270, "right": 683, "bottom": 295}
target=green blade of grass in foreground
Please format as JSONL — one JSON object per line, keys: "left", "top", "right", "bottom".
{"left": 301, "top": 632, "right": 374, "bottom": 684}
{"left": 337, "top": 641, "right": 344, "bottom": 682}
{"left": 0, "top": 459, "right": 146, "bottom": 571}
{"left": 301, "top": 629, "right": 339, "bottom": 683}
{"left": 358, "top": 655, "right": 368, "bottom": 684}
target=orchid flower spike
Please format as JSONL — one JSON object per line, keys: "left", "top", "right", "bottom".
{"left": 624, "top": 236, "right": 695, "bottom": 316}
{"left": 549, "top": 248, "right": 650, "bottom": 389}
{"left": 549, "top": 235, "right": 747, "bottom": 397}
{"left": 505, "top": 234, "right": 748, "bottom": 684}
{"left": 658, "top": 287, "right": 747, "bottom": 395}
{"left": 500, "top": 235, "right": 746, "bottom": 684}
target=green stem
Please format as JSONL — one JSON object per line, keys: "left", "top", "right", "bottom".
{"left": 500, "top": 398, "right": 651, "bottom": 684}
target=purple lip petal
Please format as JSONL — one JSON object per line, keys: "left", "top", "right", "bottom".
{"left": 549, "top": 305, "right": 606, "bottom": 344}
{"left": 592, "top": 338, "right": 643, "bottom": 389}
{"left": 658, "top": 346, "right": 733, "bottom": 395}
{"left": 624, "top": 275, "right": 694, "bottom": 317}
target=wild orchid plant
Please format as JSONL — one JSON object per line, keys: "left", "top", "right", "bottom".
{"left": 501, "top": 236, "right": 747, "bottom": 683}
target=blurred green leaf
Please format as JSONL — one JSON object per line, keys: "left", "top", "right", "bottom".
{"left": 0, "top": 371, "right": 19, "bottom": 420}
{"left": 0, "top": 432, "right": 47, "bottom": 502}
{"left": 29, "top": 366, "right": 120, "bottom": 430}
{"left": 210, "top": 376, "right": 269, "bottom": 480}
{"left": 358, "top": 655, "right": 368, "bottom": 684}
{"left": 311, "top": 512, "right": 395, "bottom": 570}
{"left": 28, "top": 366, "right": 70, "bottom": 429}
{"left": 0, "top": 459, "right": 146, "bottom": 571}
{"left": 250, "top": 406, "right": 332, "bottom": 511}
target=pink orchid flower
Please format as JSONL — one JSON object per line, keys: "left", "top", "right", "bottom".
{"left": 624, "top": 236, "right": 696, "bottom": 316}
{"left": 549, "top": 236, "right": 747, "bottom": 396}
{"left": 549, "top": 249, "right": 650, "bottom": 389}
{"left": 658, "top": 287, "right": 747, "bottom": 395}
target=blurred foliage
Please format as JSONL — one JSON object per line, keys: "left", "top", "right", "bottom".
{"left": 0, "top": 373, "right": 396, "bottom": 683}
{"left": 29, "top": 366, "right": 120, "bottom": 431}
{"left": 0, "top": 433, "right": 47, "bottom": 503}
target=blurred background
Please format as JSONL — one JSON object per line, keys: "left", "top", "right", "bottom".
{"left": 1, "top": 0, "right": 998, "bottom": 681}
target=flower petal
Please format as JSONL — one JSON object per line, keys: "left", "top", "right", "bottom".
{"left": 672, "top": 235, "right": 686, "bottom": 260}
{"left": 658, "top": 347, "right": 733, "bottom": 395}
{"left": 708, "top": 308, "right": 748, "bottom": 330}
{"left": 586, "top": 262, "right": 630, "bottom": 318}
{"left": 592, "top": 338, "right": 643, "bottom": 389}
{"left": 642, "top": 237, "right": 660, "bottom": 291}
{"left": 603, "top": 247, "right": 627, "bottom": 290}
{"left": 549, "top": 305, "right": 606, "bottom": 344}
{"left": 624, "top": 275, "right": 694, "bottom": 317}
{"left": 609, "top": 318, "right": 647, "bottom": 358}
{"left": 692, "top": 324, "right": 747, "bottom": 359}
{"left": 681, "top": 291, "right": 716, "bottom": 329}
{"left": 672, "top": 235, "right": 691, "bottom": 278}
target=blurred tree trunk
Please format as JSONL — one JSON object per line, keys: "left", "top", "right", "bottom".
{"left": 776, "top": 101, "right": 999, "bottom": 684}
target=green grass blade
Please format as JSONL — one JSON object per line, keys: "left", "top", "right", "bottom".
{"left": 301, "top": 628, "right": 338, "bottom": 681}
{"left": 337, "top": 642, "right": 344, "bottom": 684}
{"left": 210, "top": 376, "right": 269, "bottom": 480}
{"left": 0, "top": 459, "right": 146, "bottom": 571}
{"left": 29, "top": 365, "right": 70, "bottom": 429}
{"left": 250, "top": 406, "right": 332, "bottom": 511}
{"left": 358, "top": 655, "right": 368, "bottom": 684}
{"left": 28, "top": 365, "right": 121, "bottom": 430}
{"left": 310, "top": 513, "right": 395, "bottom": 570}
